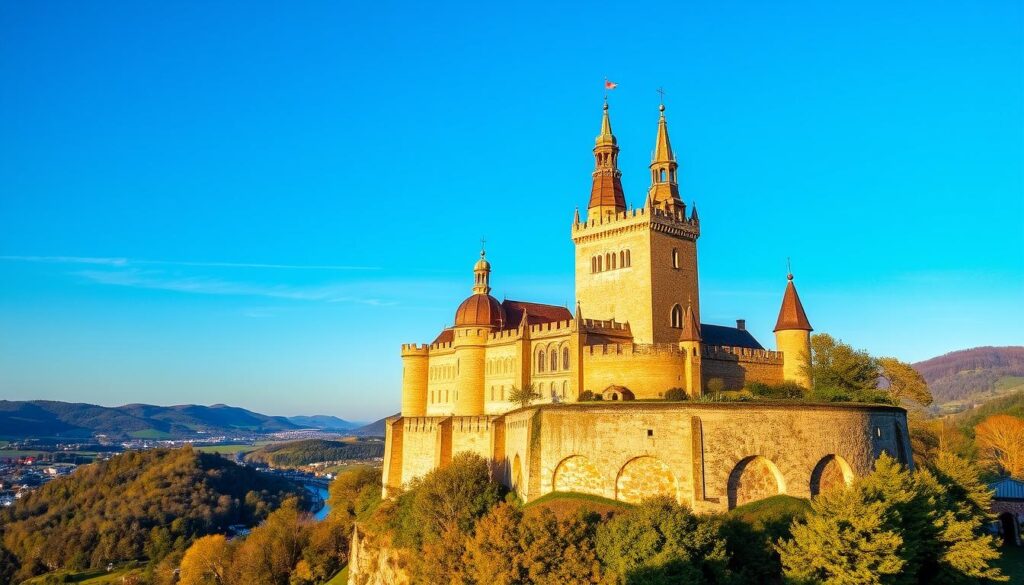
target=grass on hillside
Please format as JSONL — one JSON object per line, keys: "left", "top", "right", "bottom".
{"left": 325, "top": 565, "right": 349, "bottom": 584}
{"left": 728, "top": 495, "right": 811, "bottom": 530}
{"left": 524, "top": 491, "right": 633, "bottom": 517}
{"left": 195, "top": 443, "right": 258, "bottom": 454}
{"left": 128, "top": 429, "right": 172, "bottom": 439}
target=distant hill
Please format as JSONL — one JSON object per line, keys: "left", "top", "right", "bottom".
{"left": 288, "top": 414, "right": 361, "bottom": 431}
{"left": 912, "top": 346, "right": 1024, "bottom": 405}
{"left": 0, "top": 400, "right": 302, "bottom": 439}
{"left": 246, "top": 438, "right": 384, "bottom": 467}
{"left": 349, "top": 416, "right": 392, "bottom": 437}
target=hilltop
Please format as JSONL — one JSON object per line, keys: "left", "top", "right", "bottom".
{"left": 912, "top": 346, "right": 1024, "bottom": 411}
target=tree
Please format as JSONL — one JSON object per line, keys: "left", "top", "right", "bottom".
{"left": 921, "top": 453, "right": 1006, "bottom": 582}
{"left": 508, "top": 384, "right": 541, "bottom": 408}
{"left": 777, "top": 486, "right": 905, "bottom": 584}
{"left": 663, "top": 388, "right": 687, "bottom": 401}
{"left": 464, "top": 502, "right": 526, "bottom": 585}
{"left": 228, "top": 499, "right": 311, "bottom": 585}
{"left": 179, "top": 535, "right": 231, "bottom": 585}
{"left": 974, "top": 414, "right": 1024, "bottom": 478}
{"left": 807, "top": 334, "right": 879, "bottom": 401}
{"left": 327, "top": 466, "right": 382, "bottom": 527}
{"left": 519, "top": 508, "right": 601, "bottom": 584}
{"left": 595, "top": 497, "right": 728, "bottom": 584}
{"left": 706, "top": 378, "right": 725, "bottom": 396}
{"left": 878, "top": 357, "right": 932, "bottom": 406}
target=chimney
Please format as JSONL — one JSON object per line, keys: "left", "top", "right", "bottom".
{"left": 736, "top": 319, "right": 746, "bottom": 331}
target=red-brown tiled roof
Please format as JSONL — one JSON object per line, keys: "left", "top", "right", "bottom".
{"left": 455, "top": 294, "right": 506, "bottom": 328}
{"left": 774, "top": 276, "right": 812, "bottom": 332}
{"left": 588, "top": 173, "right": 626, "bottom": 211}
{"left": 502, "top": 300, "right": 572, "bottom": 328}
{"left": 431, "top": 328, "right": 454, "bottom": 345}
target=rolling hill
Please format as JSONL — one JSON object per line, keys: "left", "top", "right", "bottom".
{"left": 912, "top": 346, "right": 1024, "bottom": 407}
{"left": 0, "top": 400, "right": 303, "bottom": 439}
{"left": 288, "top": 414, "right": 361, "bottom": 431}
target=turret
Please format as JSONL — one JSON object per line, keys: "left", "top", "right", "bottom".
{"left": 647, "top": 104, "right": 684, "bottom": 213}
{"left": 774, "top": 272, "right": 813, "bottom": 389}
{"left": 587, "top": 101, "right": 627, "bottom": 221}
{"left": 451, "top": 246, "right": 498, "bottom": 416}
{"left": 400, "top": 344, "right": 429, "bottom": 416}
{"left": 678, "top": 302, "right": 703, "bottom": 397}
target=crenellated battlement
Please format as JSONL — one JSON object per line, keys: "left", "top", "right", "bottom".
{"left": 401, "top": 416, "right": 448, "bottom": 432}
{"left": 702, "top": 344, "right": 784, "bottom": 364}
{"left": 430, "top": 341, "right": 454, "bottom": 351}
{"left": 572, "top": 205, "right": 699, "bottom": 243}
{"left": 401, "top": 343, "right": 430, "bottom": 355}
{"left": 585, "top": 342, "right": 685, "bottom": 357}
{"left": 452, "top": 415, "right": 495, "bottom": 432}
{"left": 583, "top": 318, "right": 631, "bottom": 332}
{"left": 529, "top": 319, "right": 575, "bottom": 335}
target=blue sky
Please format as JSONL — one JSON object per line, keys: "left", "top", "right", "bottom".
{"left": 1, "top": 1, "right": 1021, "bottom": 421}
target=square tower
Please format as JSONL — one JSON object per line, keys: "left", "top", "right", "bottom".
{"left": 573, "top": 208, "right": 699, "bottom": 344}
{"left": 572, "top": 102, "right": 701, "bottom": 345}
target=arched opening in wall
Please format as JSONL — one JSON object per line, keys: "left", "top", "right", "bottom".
{"left": 561, "top": 381, "right": 568, "bottom": 398}
{"left": 615, "top": 456, "right": 677, "bottom": 503}
{"left": 549, "top": 349, "right": 558, "bottom": 371}
{"left": 537, "top": 349, "right": 545, "bottom": 372}
{"left": 552, "top": 455, "right": 603, "bottom": 496}
{"left": 672, "top": 248, "right": 680, "bottom": 269}
{"left": 512, "top": 454, "right": 523, "bottom": 497}
{"left": 619, "top": 250, "right": 625, "bottom": 267}
{"left": 562, "top": 346, "right": 570, "bottom": 370}
{"left": 727, "top": 456, "right": 786, "bottom": 509}
{"left": 597, "top": 256, "right": 602, "bottom": 271}
{"left": 999, "top": 512, "right": 1020, "bottom": 546}
{"left": 591, "top": 257, "right": 597, "bottom": 273}
{"left": 670, "top": 304, "right": 683, "bottom": 328}
{"left": 893, "top": 422, "right": 910, "bottom": 466}
{"left": 601, "top": 385, "right": 634, "bottom": 401}
{"left": 810, "top": 455, "right": 854, "bottom": 497}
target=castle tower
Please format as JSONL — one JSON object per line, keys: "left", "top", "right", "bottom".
{"left": 678, "top": 302, "right": 703, "bottom": 396}
{"left": 587, "top": 101, "right": 627, "bottom": 221}
{"left": 573, "top": 103, "right": 700, "bottom": 344}
{"left": 451, "top": 248, "right": 503, "bottom": 416}
{"left": 399, "top": 344, "right": 429, "bottom": 416}
{"left": 774, "top": 272, "right": 813, "bottom": 389}
{"left": 647, "top": 104, "right": 683, "bottom": 213}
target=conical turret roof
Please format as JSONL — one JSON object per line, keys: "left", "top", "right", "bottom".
{"left": 774, "top": 274, "right": 812, "bottom": 332}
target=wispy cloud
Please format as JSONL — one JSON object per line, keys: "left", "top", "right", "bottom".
{"left": 0, "top": 255, "right": 378, "bottom": 271}
{"left": 75, "top": 269, "right": 397, "bottom": 306}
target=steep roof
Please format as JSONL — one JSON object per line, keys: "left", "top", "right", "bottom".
{"left": 680, "top": 304, "right": 701, "bottom": 342}
{"left": 502, "top": 300, "right": 572, "bottom": 327}
{"left": 431, "top": 328, "right": 454, "bottom": 345}
{"left": 701, "top": 324, "right": 764, "bottom": 350}
{"left": 774, "top": 275, "right": 813, "bottom": 332}
{"left": 992, "top": 477, "right": 1024, "bottom": 501}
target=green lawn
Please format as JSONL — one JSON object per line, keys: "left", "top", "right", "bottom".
{"left": 128, "top": 429, "right": 172, "bottom": 439}
{"left": 22, "top": 566, "right": 144, "bottom": 584}
{"left": 728, "top": 494, "right": 811, "bottom": 529}
{"left": 994, "top": 544, "right": 1024, "bottom": 583}
{"left": 0, "top": 449, "right": 49, "bottom": 459}
{"left": 524, "top": 491, "right": 633, "bottom": 517}
{"left": 196, "top": 443, "right": 257, "bottom": 454}
{"left": 325, "top": 565, "right": 349, "bottom": 584}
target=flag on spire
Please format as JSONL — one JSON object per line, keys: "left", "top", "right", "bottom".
{"left": 604, "top": 79, "right": 618, "bottom": 90}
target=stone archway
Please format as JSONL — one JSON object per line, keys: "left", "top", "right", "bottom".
{"left": 511, "top": 454, "right": 523, "bottom": 496}
{"left": 552, "top": 455, "right": 603, "bottom": 496}
{"left": 727, "top": 456, "right": 786, "bottom": 509}
{"left": 615, "top": 456, "right": 677, "bottom": 503}
{"left": 810, "top": 455, "right": 854, "bottom": 497}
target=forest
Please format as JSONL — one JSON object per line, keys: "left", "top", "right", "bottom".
{"left": 0, "top": 447, "right": 305, "bottom": 583}
{"left": 245, "top": 439, "right": 384, "bottom": 468}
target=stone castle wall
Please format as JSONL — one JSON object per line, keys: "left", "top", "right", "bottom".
{"left": 383, "top": 402, "right": 912, "bottom": 513}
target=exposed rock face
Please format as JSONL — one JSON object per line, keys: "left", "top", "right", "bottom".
{"left": 347, "top": 527, "right": 410, "bottom": 585}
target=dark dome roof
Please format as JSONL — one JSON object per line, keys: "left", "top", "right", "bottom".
{"left": 455, "top": 294, "right": 505, "bottom": 328}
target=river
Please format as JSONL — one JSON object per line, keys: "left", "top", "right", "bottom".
{"left": 305, "top": 483, "right": 331, "bottom": 521}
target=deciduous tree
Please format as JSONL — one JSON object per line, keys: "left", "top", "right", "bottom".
{"left": 878, "top": 357, "right": 932, "bottom": 405}
{"left": 178, "top": 535, "right": 231, "bottom": 585}
{"left": 975, "top": 414, "right": 1024, "bottom": 478}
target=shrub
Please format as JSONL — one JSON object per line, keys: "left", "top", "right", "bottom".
{"left": 706, "top": 378, "right": 726, "bottom": 395}
{"left": 746, "top": 381, "right": 805, "bottom": 399}
{"left": 663, "top": 388, "right": 688, "bottom": 401}
{"left": 578, "top": 390, "right": 595, "bottom": 401}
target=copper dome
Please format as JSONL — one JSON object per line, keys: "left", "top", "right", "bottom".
{"left": 454, "top": 294, "right": 505, "bottom": 328}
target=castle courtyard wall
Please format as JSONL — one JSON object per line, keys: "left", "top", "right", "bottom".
{"left": 582, "top": 343, "right": 687, "bottom": 398}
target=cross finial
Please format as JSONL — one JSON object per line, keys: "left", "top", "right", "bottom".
{"left": 787, "top": 257, "right": 793, "bottom": 280}
{"left": 656, "top": 87, "right": 666, "bottom": 105}
{"left": 480, "top": 236, "right": 486, "bottom": 257}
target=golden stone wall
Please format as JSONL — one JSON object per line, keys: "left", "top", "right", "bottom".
{"left": 701, "top": 347, "right": 786, "bottom": 390}
{"left": 582, "top": 343, "right": 687, "bottom": 398}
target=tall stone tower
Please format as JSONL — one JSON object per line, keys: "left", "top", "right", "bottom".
{"left": 774, "top": 272, "right": 813, "bottom": 388}
{"left": 573, "top": 103, "right": 701, "bottom": 344}
{"left": 451, "top": 249, "right": 503, "bottom": 415}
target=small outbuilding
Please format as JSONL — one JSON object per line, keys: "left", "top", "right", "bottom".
{"left": 601, "top": 385, "right": 635, "bottom": 401}
{"left": 991, "top": 477, "right": 1024, "bottom": 546}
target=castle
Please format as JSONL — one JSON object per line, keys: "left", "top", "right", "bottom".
{"left": 381, "top": 102, "right": 912, "bottom": 511}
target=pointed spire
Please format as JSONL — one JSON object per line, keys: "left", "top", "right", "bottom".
{"left": 647, "top": 103, "right": 682, "bottom": 210}
{"left": 587, "top": 101, "right": 627, "bottom": 220}
{"left": 573, "top": 207, "right": 581, "bottom": 225}
{"left": 574, "top": 301, "right": 582, "bottom": 322}
{"left": 774, "top": 272, "right": 813, "bottom": 332}
{"left": 689, "top": 202, "right": 699, "bottom": 223}
{"left": 680, "top": 302, "right": 701, "bottom": 342}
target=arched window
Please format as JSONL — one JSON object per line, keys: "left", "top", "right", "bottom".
{"left": 591, "top": 257, "right": 597, "bottom": 273}
{"left": 660, "top": 169, "right": 666, "bottom": 182}
{"left": 619, "top": 250, "right": 625, "bottom": 267}
{"left": 597, "top": 256, "right": 602, "bottom": 272}
{"left": 549, "top": 349, "right": 558, "bottom": 371}
{"left": 562, "top": 347, "right": 570, "bottom": 370}
{"left": 625, "top": 250, "right": 631, "bottom": 266}
{"left": 671, "top": 304, "right": 683, "bottom": 328}
{"left": 537, "top": 382, "right": 545, "bottom": 394}
{"left": 562, "top": 381, "right": 568, "bottom": 398}
{"left": 500, "top": 385, "right": 505, "bottom": 400}
{"left": 672, "top": 248, "right": 680, "bottom": 269}
{"left": 605, "top": 253, "right": 612, "bottom": 270}
{"left": 537, "top": 349, "right": 545, "bottom": 372}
